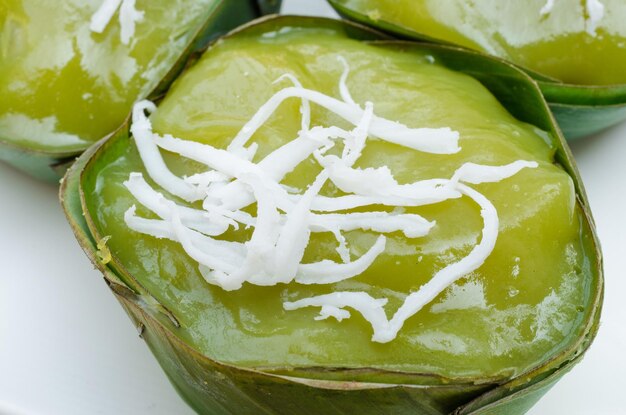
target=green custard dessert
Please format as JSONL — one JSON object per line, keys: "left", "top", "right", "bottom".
{"left": 328, "top": 0, "right": 626, "bottom": 139}
{"left": 61, "top": 16, "right": 602, "bottom": 415}
{"left": 0, "top": 0, "right": 281, "bottom": 181}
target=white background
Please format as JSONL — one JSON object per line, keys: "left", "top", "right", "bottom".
{"left": 1, "top": 1, "right": 624, "bottom": 414}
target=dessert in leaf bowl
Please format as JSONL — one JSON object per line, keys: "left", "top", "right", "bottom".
{"left": 0, "top": 0, "right": 281, "bottom": 181}
{"left": 327, "top": 0, "right": 626, "bottom": 140}
{"left": 61, "top": 16, "right": 602, "bottom": 415}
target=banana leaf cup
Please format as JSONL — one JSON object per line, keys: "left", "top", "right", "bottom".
{"left": 0, "top": 0, "right": 282, "bottom": 182}
{"left": 60, "top": 15, "right": 603, "bottom": 415}
{"left": 327, "top": 0, "right": 626, "bottom": 140}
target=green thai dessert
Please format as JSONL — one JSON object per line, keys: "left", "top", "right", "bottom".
{"left": 328, "top": 0, "right": 626, "bottom": 139}
{"left": 0, "top": 0, "right": 281, "bottom": 181}
{"left": 61, "top": 16, "right": 602, "bottom": 415}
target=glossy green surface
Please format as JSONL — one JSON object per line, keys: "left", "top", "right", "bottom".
{"left": 335, "top": 0, "right": 626, "bottom": 86}
{"left": 0, "top": 0, "right": 219, "bottom": 153}
{"left": 81, "top": 24, "right": 595, "bottom": 382}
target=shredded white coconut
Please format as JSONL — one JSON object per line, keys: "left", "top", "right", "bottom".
{"left": 124, "top": 56, "right": 538, "bottom": 342}
{"left": 90, "top": 0, "right": 144, "bottom": 45}
{"left": 227, "top": 87, "right": 461, "bottom": 156}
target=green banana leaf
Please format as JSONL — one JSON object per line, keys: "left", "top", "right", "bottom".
{"left": 60, "top": 16, "right": 603, "bottom": 415}
{"left": 0, "top": 0, "right": 282, "bottom": 183}
{"left": 326, "top": 0, "right": 626, "bottom": 140}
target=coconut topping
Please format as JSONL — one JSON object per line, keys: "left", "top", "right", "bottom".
{"left": 124, "top": 57, "right": 537, "bottom": 342}
{"left": 90, "top": 0, "right": 144, "bottom": 45}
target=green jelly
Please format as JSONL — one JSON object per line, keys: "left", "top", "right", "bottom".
{"left": 0, "top": 0, "right": 281, "bottom": 181}
{"left": 62, "top": 16, "right": 602, "bottom": 415}
{"left": 328, "top": 0, "right": 626, "bottom": 139}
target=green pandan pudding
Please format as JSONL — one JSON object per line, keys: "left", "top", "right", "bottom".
{"left": 0, "top": 0, "right": 219, "bottom": 152}
{"left": 328, "top": 0, "right": 626, "bottom": 140}
{"left": 0, "top": 0, "right": 272, "bottom": 180}
{"left": 64, "top": 17, "right": 601, "bottom": 415}
{"left": 332, "top": 0, "right": 626, "bottom": 85}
